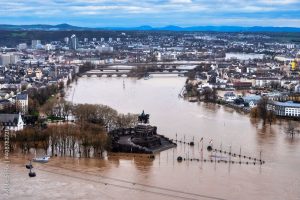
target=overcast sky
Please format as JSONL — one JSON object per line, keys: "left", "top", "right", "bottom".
{"left": 0, "top": 0, "right": 300, "bottom": 27}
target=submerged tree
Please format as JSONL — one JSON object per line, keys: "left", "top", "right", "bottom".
{"left": 251, "top": 97, "right": 276, "bottom": 125}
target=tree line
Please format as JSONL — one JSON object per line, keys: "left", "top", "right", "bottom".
{"left": 2, "top": 103, "right": 138, "bottom": 158}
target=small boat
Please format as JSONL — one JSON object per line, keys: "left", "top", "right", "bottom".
{"left": 144, "top": 75, "right": 151, "bottom": 80}
{"left": 33, "top": 156, "right": 50, "bottom": 163}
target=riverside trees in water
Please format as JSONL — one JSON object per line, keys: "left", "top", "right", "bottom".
{"left": 250, "top": 97, "right": 276, "bottom": 125}
{"left": 4, "top": 103, "right": 138, "bottom": 158}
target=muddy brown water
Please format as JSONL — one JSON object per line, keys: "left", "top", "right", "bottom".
{"left": 1, "top": 76, "right": 299, "bottom": 200}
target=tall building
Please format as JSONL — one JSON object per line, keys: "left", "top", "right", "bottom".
{"left": 70, "top": 34, "right": 78, "bottom": 50}
{"left": 31, "top": 40, "right": 41, "bottom": 49}
{"left": 64, "top": 37, "right": 69, "bottom": 44}
{"left": 0, "top": 53, "right": 19, "bottom": 66}
{"left": 0, "top": 54, "right": 11, "bottom": 66}
{"left": 9, "top": 54, "right": 18, "bottom": 64}
{"left": 84, "top": 38, "right": 88, "bottom": 43}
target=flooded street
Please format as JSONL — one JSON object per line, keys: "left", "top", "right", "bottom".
{"left": 1, "top": 76, "right": 300, "bottom": 200}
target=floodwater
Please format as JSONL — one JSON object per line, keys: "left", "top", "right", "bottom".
{"left": 1, "top": 76, "right": 300, "bottom": 200}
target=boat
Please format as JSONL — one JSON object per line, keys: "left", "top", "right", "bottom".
{"left": 144, "top": 75, "right": 151, "bottom": 80}
{"left": 33, "top": 156, "right": 50, "bottom": 163}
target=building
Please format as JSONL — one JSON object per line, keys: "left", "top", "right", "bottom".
{"left": 96, "top": 46, "right": 113, "bottom": 53}
{"left": 255, "top": 77, "right": 280, "bottom": 88}
{"left": 70, "top": 34, "right": 78, "bottom": 50}
{"left": 35, "top": 68, "right": 43, "bottom": 79}
{"left": 0, "top": 99, "right": 11, "bottom": 110}
{"left": 242, "top": 95, "right": 261, "bottom": 108}
{"left": 44, "top": 44, "right": 54, "bottom": 51}
{"left": 224, "top": 92, "right": 236, "bottom": 102}
{"left": 267, "top": 101, "right": 300, "bottom": 118}
{"left": 31, "top": 40, "right": 41, "bottom": 49}
{"left": 64, "top": 37, "right": 69, "bottom": 44}
{"left": 295, "top": 84, "right": 300, "bottom": 93}
{"left": 233, "top": 81, "right": 252, "bottom": 89}
{"left": 17, "top": 43, "right": 27, "bottom": 50}
{"left": 0, "top": 54, "right": 11, "bottom": 66}
{"left": 16, "top": 93, "right": 28, "bottom": 114}
{"left": 0, "top": 53, "right": 17, "bottom": 66}
{"left": 0, "top": 113, "right": 24, "bottom": 131}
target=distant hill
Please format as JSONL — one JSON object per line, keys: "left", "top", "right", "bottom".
{"left": 0, "top": 23, "right": 300, "bottom": 32}
{"left": 0, "top": 23, "right": 91, "bottom": 31}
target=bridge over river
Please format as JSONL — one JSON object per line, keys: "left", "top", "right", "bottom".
{"left": 80, "top": 62, "right": 199, "bottom": 77}
{"left": 94, "top": 61, "right": 212, "bottom": 68}
{"left": 80, "top": 69, "right": 187, "bottom": 77}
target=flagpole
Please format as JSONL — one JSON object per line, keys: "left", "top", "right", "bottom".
{"left": 200, "top": 137, "right": 203, "bottom": 162}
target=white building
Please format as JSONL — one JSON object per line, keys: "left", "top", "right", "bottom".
{"left": 32, "top": 40, "right": 41, "bottom": 49}
{"left": 268, "top": 101, "right": 300, "bottom": 118}
{"left": 64, "top": 37, "right": 69, "bottom": 44}
{"left": 0, "top": 53, "right": 18, "bottom": 66}
{"left": 96, "top": 45, "right": 113, "bottom": 53}
{"left": 0, "top": 113, "right": 24, "bottom": 131}
{"left": 17, "top": 43, "right": 27, "bottom": 50}
{"left": 224, "top": 92, "right": 236, "bottom": 102}
{"left": 44, "top": 44, "right": 55, "bottom": 51}
{"left": 0, "top": 54, "right": 11, "bottom": 66}
{"left": 70, "top": 34, "right": 78, "bottom": 50}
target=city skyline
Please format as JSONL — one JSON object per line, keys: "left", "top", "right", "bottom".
{"left": 1, "top": 0, "right": 300, "bottom": 27}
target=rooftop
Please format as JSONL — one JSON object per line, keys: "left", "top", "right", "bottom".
{"left": 16, "top": 93, "right": 28, "bottom": 100}
{"left": 269, "top": 101, "right": 300, "bottom": 108}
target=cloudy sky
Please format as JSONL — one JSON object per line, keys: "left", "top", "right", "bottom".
{"left": 0, "top": 0, "right": 300, "bottom": 27}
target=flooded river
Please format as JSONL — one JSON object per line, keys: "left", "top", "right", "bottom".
{"left": 1, "top": 76, "right": 300, "bottom": 200}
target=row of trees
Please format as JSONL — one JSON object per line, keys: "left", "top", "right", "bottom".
{"left": 78, "top": 62, "right": 95, "bottom": 74}
{"left": 27, "top": 83, "right": 65, "bottom": 116}
{"left": 7, "top": 103, "right": 138, "bottom": 158}
{"left": 128, "top": 66, "right": 161, "bottom": 78}
{"left": 184, "top": 80, "right": 218, "bottom": 102}
{"left": 250, "top": 97, "right": 276, "bottom": 125}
